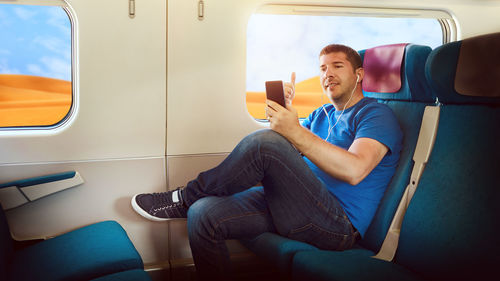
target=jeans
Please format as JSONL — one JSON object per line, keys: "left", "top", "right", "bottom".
{"left": 184, "top": 129, "right": 359, "bottom": 280}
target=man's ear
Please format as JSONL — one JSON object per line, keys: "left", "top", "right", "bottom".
{"left": 356, "top": 68, "right": 365, "bottom": 82}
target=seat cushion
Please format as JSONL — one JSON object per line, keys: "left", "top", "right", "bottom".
{"left": 292, "top": 249, "right": 424, "bottom": 281}
{"left": 10, "top": 221, "right": 143, "bottom": 281}
{"left": 241, "top": 232, "right": 317, "bottom": 272}
{"left": 90, "top": 269, "right": 152, "bottom": 281}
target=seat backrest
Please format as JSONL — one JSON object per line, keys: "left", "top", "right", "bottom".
{"left": 357, "top": 43, "right": 435, "bottom": 252}
{"left": 0, "top": 205, "right": 14, "bottom": 280}
{"left": 395, "top": 33, "right": 500, "bottom": 280}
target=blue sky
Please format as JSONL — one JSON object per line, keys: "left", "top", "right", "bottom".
{"left": 0, "top": 4, "right": 71, "bottom": 81}
{"left": 247, "top": 14, "right": 443, "bottom": 91}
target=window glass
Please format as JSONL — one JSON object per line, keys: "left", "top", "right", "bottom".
{"left": 246, "top": 14, "right": 443, "bottom": 120}
{"left": 0, "top": 4, "right": 72, "bottom": 128}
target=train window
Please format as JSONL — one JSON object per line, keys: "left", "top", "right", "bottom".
{"left": 0, "top": 3, "right": 74, "bottom": 129}
{"left": 246, "top": 6, "right": 453, "bottom": 120}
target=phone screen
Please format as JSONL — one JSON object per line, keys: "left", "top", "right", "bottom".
{"left": 265, "top": 80, "right": 286, "bottom": 108}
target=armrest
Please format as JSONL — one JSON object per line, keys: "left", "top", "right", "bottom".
{"left": 0, "top": 171, "right": 84, "bottom": 210}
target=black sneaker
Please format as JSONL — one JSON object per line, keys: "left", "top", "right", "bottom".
{"left": 131, "top": 188, "right": 187, "bottom": 221}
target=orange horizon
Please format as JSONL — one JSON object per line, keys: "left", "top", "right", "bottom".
{"left": 0, "top": 74, "right": 72, "bottom": 127}
{"left": 0, "top": 73, "right": 324, "bottom": 127}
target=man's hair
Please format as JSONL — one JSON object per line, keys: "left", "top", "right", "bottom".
{"left": 319, "top": 44, "right": 362, "bottom": 71}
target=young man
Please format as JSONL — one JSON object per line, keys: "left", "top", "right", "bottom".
{"left": 132, "top": 44, "right": 402, "bottom": 280}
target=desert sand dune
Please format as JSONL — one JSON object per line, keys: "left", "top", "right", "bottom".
{"left": 0, "top": 74, "right": 71, "bottom": 127}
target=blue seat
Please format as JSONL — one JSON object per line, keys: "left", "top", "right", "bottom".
{"left": 359, "top": 43, "right": 434, "bottom": 252}
{"left": 242, "top": 43, "right": 435, "bottom": 276}
{"left": 293, "top": 33, "right": 500, "bottom": 281}
{"left": 1, "top": 204, "right": 150, "bottom": 281}
{"left": 393, "top": 32, "right": 500, "bottom": 281}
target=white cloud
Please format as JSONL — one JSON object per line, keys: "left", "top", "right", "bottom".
{"left": 0, "top": 58, "right": 20, "bottom": 74}
{"left": 41, "top": 56, "right": 71, "bottom": 80}
{"left": 25, "top": 56, "right": 71, "bottom": 81}
{"left": 14, "top": 7, "right": 37, "bottom": 21}
{"left": 46, "top": 8, "right": 71, "bottom": 36}
{"left": 27, "top": 63, "right": 43, "bottom": 75}
{"left": 33, "top": 36, "right": 71, "bottom": 60}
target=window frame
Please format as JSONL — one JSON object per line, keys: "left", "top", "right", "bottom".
{"left": 255, "top": 4, "right": 457, "bottom": 43}
{"left": 0, "top": 0, "right": 79, "bottom": 134}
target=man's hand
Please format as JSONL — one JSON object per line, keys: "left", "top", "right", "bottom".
{"left": 265, "top": 72, "right": 301, "bottom": 138}
{"left": 266, "top": 99, "right": 301, "bottom": 138}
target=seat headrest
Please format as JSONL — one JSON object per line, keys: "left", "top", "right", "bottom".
{"left": 425, "top": 32, "right": 500, "bottom": 105}
{"left": 363, "top": 43, "right": 407, "bottom": 93}
{"left": 360, "top": 44, "right": 434, "bottom": 102}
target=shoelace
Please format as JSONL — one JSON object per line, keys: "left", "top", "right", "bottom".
{"left": 151, "top": 191, "right": 182, "bottom": 212}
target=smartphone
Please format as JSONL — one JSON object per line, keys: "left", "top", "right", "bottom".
{"left": 265, "top": 80, "right": 286, "bottom": 108}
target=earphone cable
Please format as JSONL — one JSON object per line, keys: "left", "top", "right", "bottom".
{"left": 323, "top": 79, "right": 358, "bottom": 141}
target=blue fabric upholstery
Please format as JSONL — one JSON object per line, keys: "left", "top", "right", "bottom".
{"left": 391, "top": 33, "right": 500, "bottom": 280}
{"left": 91, "top": 269, "right": 152, "bottom": 281}
{"left": 292, "top": 249, "right": 424, "bottom": 281}
{"left": 240, "top": 232, "right": 317, "bottom": 273}
{"left": 394, "top": 105, "right": 500, "bottom": 280}
{"left": 4, "top": 219, "right": 145, "bottom": 281}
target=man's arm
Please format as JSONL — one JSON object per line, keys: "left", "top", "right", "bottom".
{"left": 266, "top": 100, "right": 388, "bottom": 185}
{"left": 290, "top": 126, "right": 388, "bottom": 185}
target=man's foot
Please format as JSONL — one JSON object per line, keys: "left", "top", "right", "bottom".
{"left": 131, "top": 188, "right": 188, "bottom": 221}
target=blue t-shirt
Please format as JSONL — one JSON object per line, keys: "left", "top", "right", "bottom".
{"left": 301, "top": 97, "right": 402, "bottom": 237}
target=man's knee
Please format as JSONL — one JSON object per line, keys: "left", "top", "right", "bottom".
{"left": 187, "top": 197, "right": 222, "bottom": 239}
{"left": 243, "top": 129, "right": 291, "bottom": 151}
{"left": 248, "top": 129, "right": 285, "bottom": 142}
{"left": 187, "top": 197, "right": 212, "bottom": 225}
